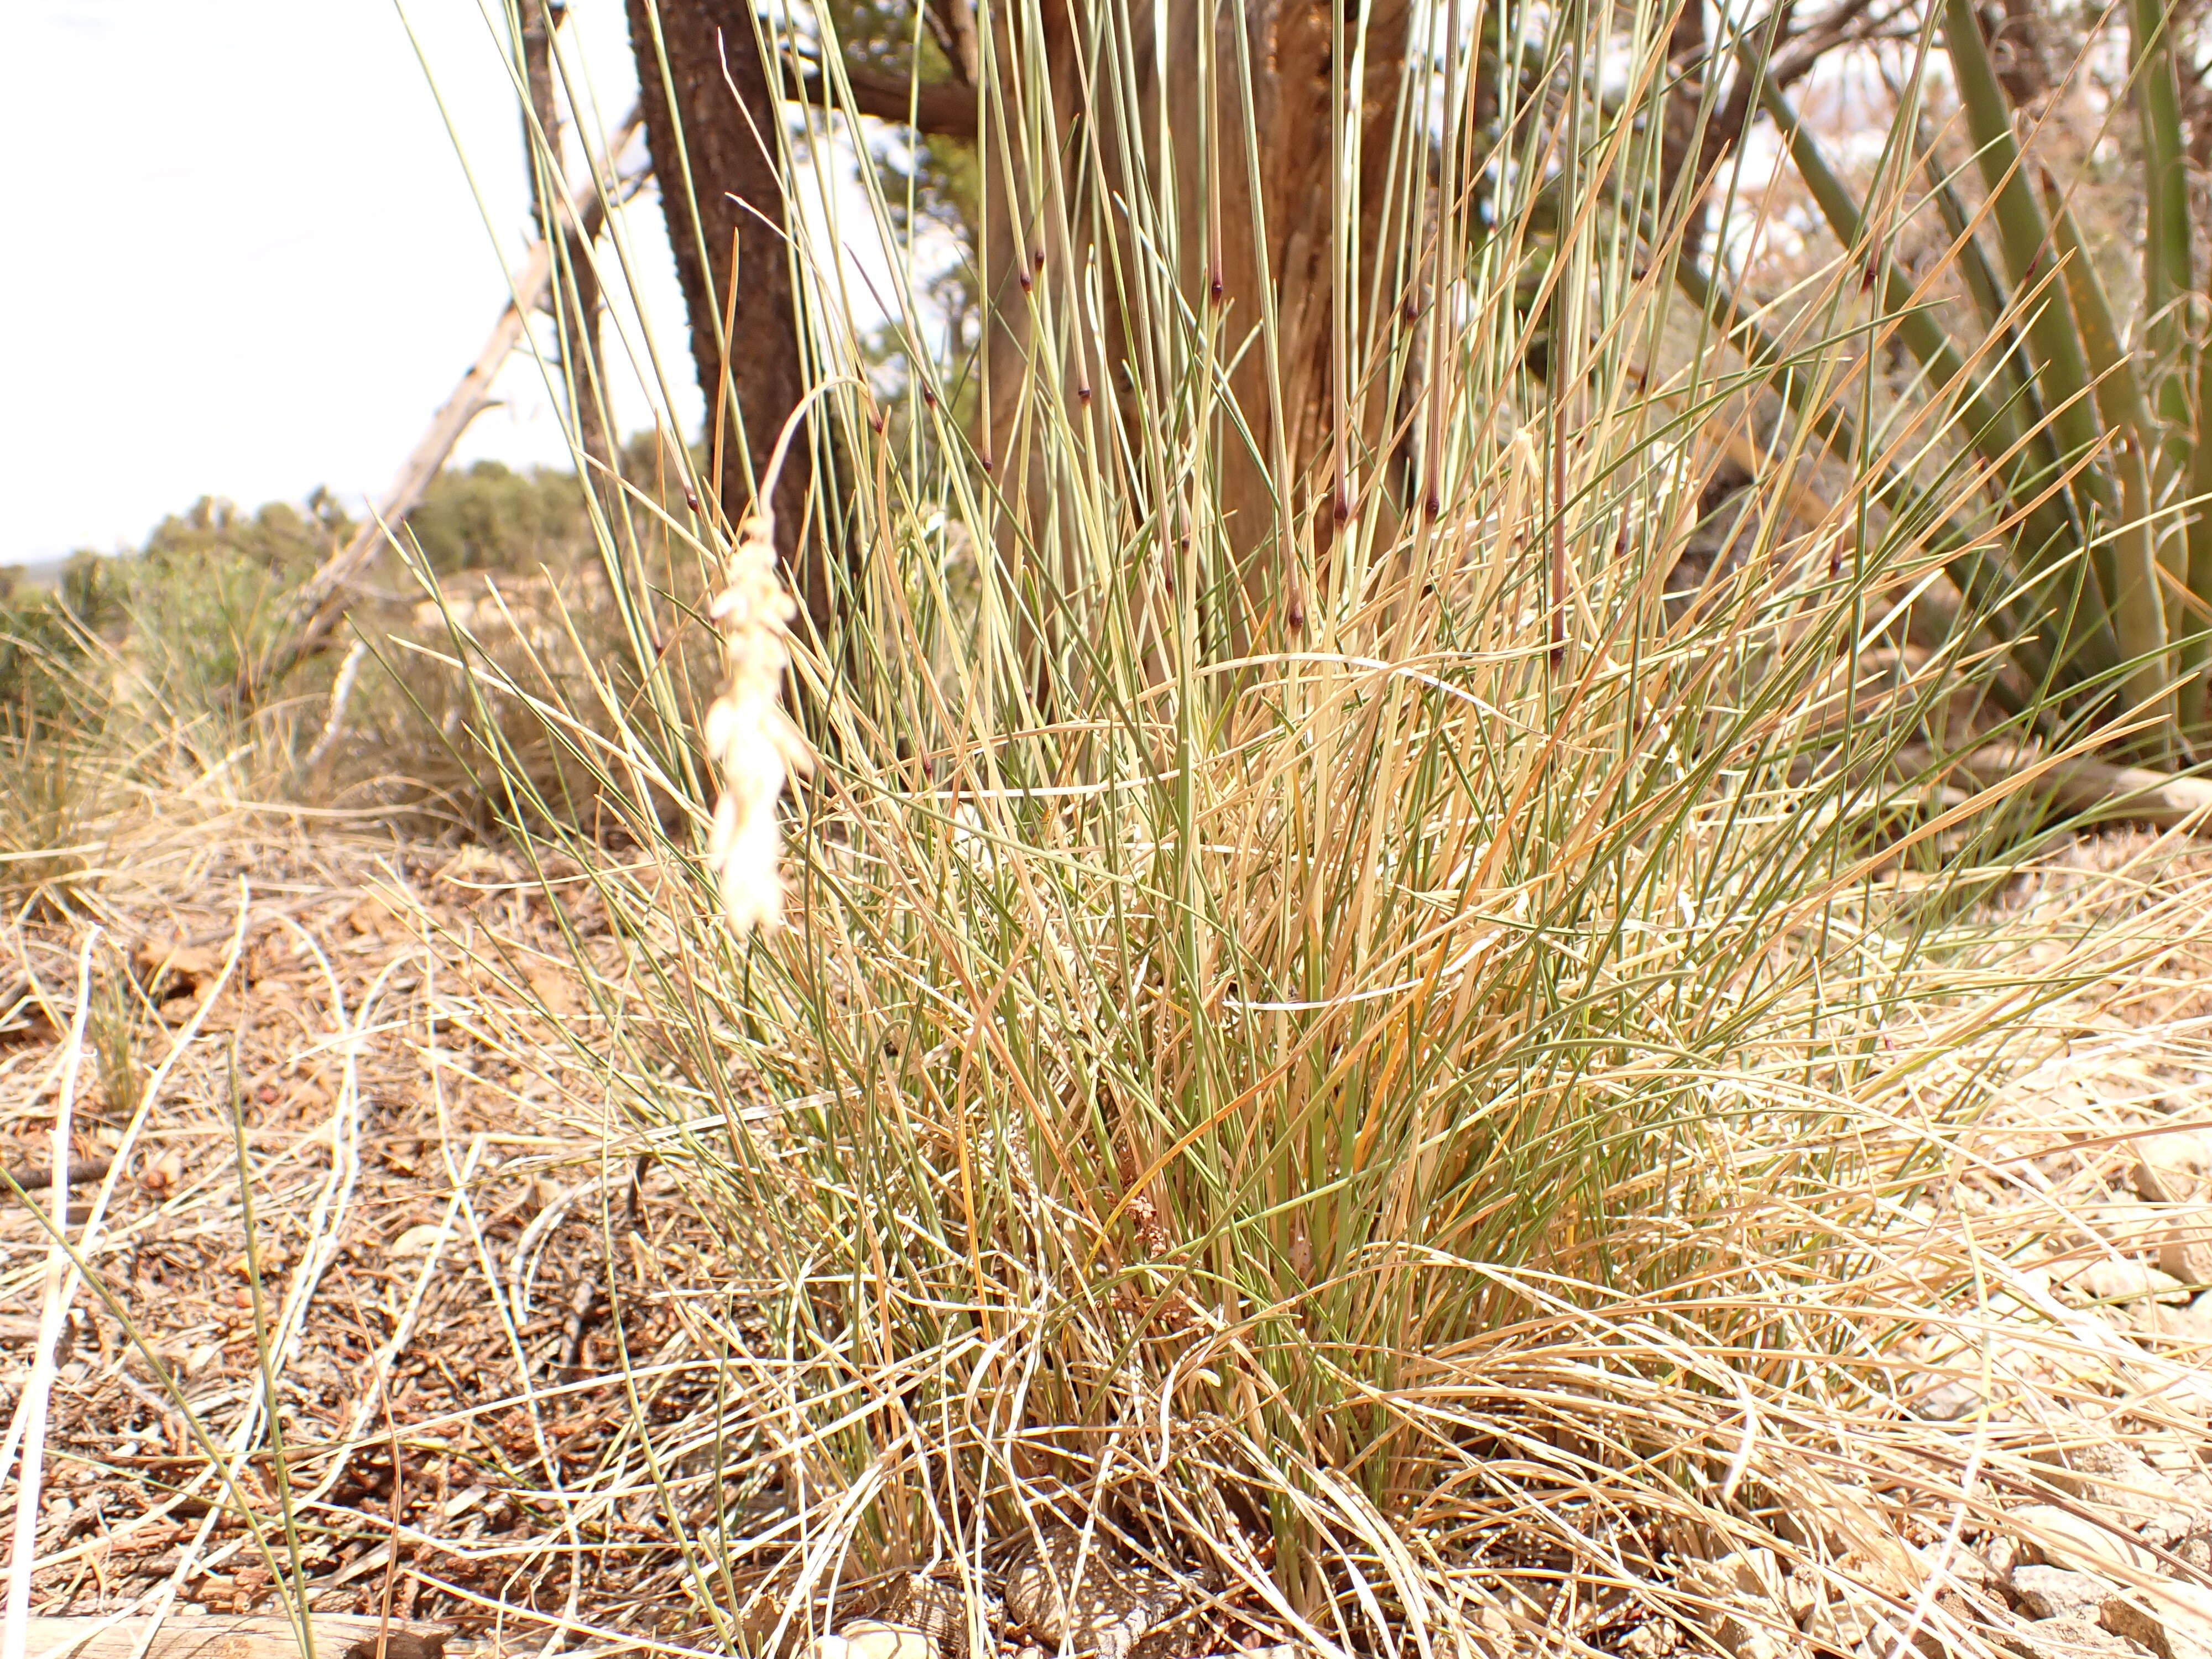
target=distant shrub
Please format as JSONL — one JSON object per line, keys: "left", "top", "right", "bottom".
{"left": 403, "top": 458, "right": 598, "bottom": 576}
{"left": 0, "top": 555, "right": 118, "bottom": 738}
{"left": 3, "top": 435, "right": 712, "bottom": 830}
{"left": 140, "top": 491, "right": 350, "bottom": 577}
{"left": 126, "top": 507, "right": 331, "bottom": 711}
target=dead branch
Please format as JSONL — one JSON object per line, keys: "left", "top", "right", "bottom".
{"left": 1, "top": 1158, "right": 112, "bottom": 1197}
{"left": 781, "top": 52, "right": 977, "bottom": 138}
{"left": 926, "top": 0, "right": 983, "bottom": 87}
{"left": 239, "top": 109, "right": 644, "bottom": 705}
{"left": 1919, "top": 743, "right": 2212, "bottom": 829}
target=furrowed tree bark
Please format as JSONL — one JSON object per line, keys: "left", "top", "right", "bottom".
{"left": 625, "top": 0, "right": 834, "bottom": 635}
{"left": 1658, "top": 0, "right": 1713, "bottom": 265}
{"left": 975, "top": 0, "right": 1416, "bottom": 670}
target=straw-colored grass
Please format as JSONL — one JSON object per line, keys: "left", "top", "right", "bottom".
{"left": 13, "top": 2, "right": 2212, "bottom": 1657}
{"left": 4, "top": 779, "right": 2212, "bottom": 1659}
{"left": 409, "top": 0, "right": 2212, "bottom": 1647}
{"left": 0, "top": 691, "right": 2208, "bottom": 1659}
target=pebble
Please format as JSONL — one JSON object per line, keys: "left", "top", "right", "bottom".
{"left": 2159, "top": 1230, "right": 2212, "bottom": 1293}
{"left": 2138, "top": 1514, "right": 2212, "bottom": 1574}
{"left": 1803, "top": 1595, "right": 1881, "bottom": 1653}
{"left": 1985, "top": 1537, "right": 2026, "bottom": 1584}
{"left": 2011, "top": 1506, "right": 2158, "bottom": 1577}
{"left": 2071, "top": 1261, "right": 2190, "bottom": 1306}
{"left": 2136, "top": 1134, "right": 2212, "bottom": 1205}
{"left": 2103, "top": 1583, "right": 2212, "bottom": 1659}
{"left": 1682, "top": 1550, "right": 1796, "bottom": 1659}
{"left": 1914, "top": 1380, "right": 1984, "bottom": 1422}
{"left": 2013, "top": 1566, "right": 2116, "bottom": 1623}
{"left": 1784, "top": 1565, "right": 1822, "bottom": 1626}
{"left": 2001, "top": 1617, "right": 2153, "bottom": 1659}
{"left": 799, "top": 1623, "right": 936, "bottom": 1659}
{"left": 2130, "top": 1303, "right": 2212, "bottom": 1342}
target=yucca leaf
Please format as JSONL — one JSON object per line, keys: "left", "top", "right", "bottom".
{"left": 2044, "top": 178, "right": 2183, "bottom": 747}
{"left": 2185, "top": 346, "right": 2212, "bottom": 744}
{"left": 1938, "top": 0, "right": 2110, "bottom": 510}
{"left": 2129, "top": 0, "right": 2206, "bottom": 743}
{"left": 2132, "top": 0, "right": 2192, "bottom": 372}
{"left": 1663, "top": 236, "right": 2081, "bottom": 693}
{"left": 1761, "top": 82, "right": 2122, "bottom": 685}
{"left": 1913, "top": 123, "right": 2046, "bottom": 449}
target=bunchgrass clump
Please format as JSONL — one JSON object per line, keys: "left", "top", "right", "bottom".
{"left": 382, "top": 0, "right": 2203, "bottom": 1650}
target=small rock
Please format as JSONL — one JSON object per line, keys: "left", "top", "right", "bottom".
{"left": 1720, "top": 1549, "right": 1787, "bottom": 1601}
{"left": 2128, "top": 1303, "right": 2212, "bottom": 1342}
{"left": 2161, "top": 1229, "right": 2212, "bottom": 1294}
{"left": 1785, "top": 1566, "right": 1823, "bottom": 1627}
{"left": 2136, "top": 1134, "right": 2212, "bottom": 1205}
{"left": 1688, "top": 1550, "right": 1797, "bottom": 1659}
{"left": 2039, "top": 1445, "right": 2189, "bottom": 1524}
{"left": 1855, "top": 1608, "right": 1950, "bottom": 1659}
{"left": 2011, "top": 1506, "right": 2158, "bottom": 1577}
{"left": 1806, "top": 1595, "right": 1882, "bottom": 1653}
{"left": 799, "top": 1623, "right": 936, "bottom": 1659}
{"left": 1984, "top": 1535, "right": 2026, "bottom": 1590}
{"left": 2071, "top": 1261, "right": 2190, "bottom": 1307}
{"left": 1915, "top": 1380, "right": 1984, "bottom": 1422}
{"left": 1721, "top": 1624, "right": 1798, "bottom": 1659}
{"left": 2137, "top": 1513, "right": 2212, "bottom": 1574}
{"left": 1616, "top": 1621, "right": 1683, "bottom": 1659}
{"left": 2000, "top": 1616, "right": 2155, "bottom": 1659}
{"left": 1921, "top": 1541, "right": 1999, "bottom": 1599}
{"left": 2013, "top": 1567, "right": 2116, "bottom": 1623}
{"left": 2104, "top": 1583, "right": 2212, "bottom": 1659}
{"left": 388, "top": 1222, "right": 448, "bottom": 1257}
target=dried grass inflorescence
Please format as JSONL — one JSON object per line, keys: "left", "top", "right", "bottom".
{"left": 702, "top": 509, "right": 808, "bottom": 933}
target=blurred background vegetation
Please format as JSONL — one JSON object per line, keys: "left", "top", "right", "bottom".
{"left": 0, "top": 435, "right": 703, "bottom": 840}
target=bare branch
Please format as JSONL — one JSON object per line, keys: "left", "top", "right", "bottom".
{"left": 1768, "top": 0, "right": 1890, "bottom": 87}
{"left": 238, "top": 111, "right": 645, "bottom": 702}
{"left": 781, "top": 50, "right": 978, "bottom": 139}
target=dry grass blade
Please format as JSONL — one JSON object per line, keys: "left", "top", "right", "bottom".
{"left": 3, "top": 933, "right": 96, "bottom": 1659}
{"left": 23, "top": 1, "right": 2212, "bottom": 1656}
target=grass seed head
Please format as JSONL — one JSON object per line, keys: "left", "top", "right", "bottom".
{"left": 704, "top": 508, "right": 808, "bottom": 933}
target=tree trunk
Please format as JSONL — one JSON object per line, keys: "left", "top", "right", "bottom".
{"left": 521, "top": 1, "right": 614, "bottom": 497}
{"left": 974, "top": 1, "right": 1416, "bottom": 666}
{"left": 625, "top": 0, "right": 832, "bottom": 633}
{"left": 1657, "top": 0, "right": 1712, "bottom": 265}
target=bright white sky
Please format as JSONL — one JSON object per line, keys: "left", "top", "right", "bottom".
{"left": 2, "top": 1, "right": 705, "bottom": 568}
